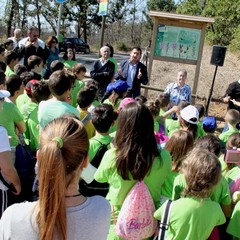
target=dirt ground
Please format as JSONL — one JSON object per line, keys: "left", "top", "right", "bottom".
{"left": 148, "top": 45, "right": 240, "bottom": 131}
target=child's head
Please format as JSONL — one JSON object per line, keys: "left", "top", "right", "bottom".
{"left": 14, "top": 64, "right": 28, "bottom": 76}
{"left": 182, "top": 149, "right": 221, "bottom": 198}
{"left": 50, "top": 60, "right": 64, "bottom": 73}
{"left": 27, "top": 55, "right": 43, "bottom": 71}
{"left": 31, "top": 81, "right": 51, "bottom": 103}
{"left": 225, "top": 109, "right": 240, "bottom": 126}
{"left": 91, "top": 104, "right": 114, "bottom": 133}
{"left": 194, "top": 103, "right": 205, "bottom": 119}
{"left": 158, "top": 93, "right": 170, "bottom": 109}
{"left": 72, "top": 63, "right": 87, "bottom": 80}
{"left": 63, "top": 48, "right": 76, "bottom": 61}
{"left": 4, "top": 39, "right": 14, "bottom": 51}
{"left": 20, "top": 71, "right": 35, "bottom": 87}
{"left": 135, "top": 95, "right": 147, "bottom": 104}
{"left": 77, "top": 86, "right": 97, "bottom": 109}
{"left": 165, "top": 129, "right": 194, "bottom": 172}
{"left": 105, "top": 44, "right": 114, "bottom": 57}
{"left": 6, "top": 74, "right": 23, "bottom": 97}
{"left": 179, "top": 105, "right": 199, "bottom": 139}
{"left": 4, "top": 51, "right": 19, "bottom": 66}
{"left": 144, "top": 99, "right": 161, "bottom": 119}
{"left": 48, "top": 70, "right": 72, "bottom": 97}
{"left": 226, "top": 133, "right": 240, "bottom": 149}
{"left": 115, "top": 102, "right": 159, "bottom": 180}
{"left": 194, "top": 134, "right": 221, "bottom": 157}
{"left": 0, "top": 71, "right": 6, "bottom": 89}
{"left": 202, "top": 116, "right": 217, "bottom": 133}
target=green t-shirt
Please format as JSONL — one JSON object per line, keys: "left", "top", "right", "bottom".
{"left": 172, "top": 174, "right": 231, "bottom": 205}
{"left": 165, "top": 119, "right": 180, "bottom": 136}
{"left": 62, "top": 59, "right": 77, "bottom": 69}
{"left": 161, "top": 171, "right": 179, "bottom": 199}
{"left": 0, "top": 102, "right": 24, "bottom": 146}
{"left": 197, "top": 121, "right": 206, "bottom": 138}
{"left": 89, "top": 134, "right": 112, "bottom": 162}
{"left": 71, "top": 80, "right": 85, "bottom": 107}
{"left": 109, "top": 57, "right": 118, "bottom": 72}
{"left": 95, "top": 148, "right": 172, "bottom": 207}
{"left": 219, "top": 128, "right": 239, "bottom": 144}
{"left": 227, "top": 201, "right": 240, "bottom": 238}
{"left": 16, "top": 93, "right": 30, "bottom": 111}
{"left": 154, "top": 197, "right": 225, "bottom": 240}
{"left": 21, "top": 102, "right": 39, "bottom": 151}
{"left": 5, "top": 66, "right": 15, "bottom": 77}
{"left": 38, "top": 99, "right": 79, "bottom": 130}
{"left": 103, "top": 98, "right": 121, "bottom": 111}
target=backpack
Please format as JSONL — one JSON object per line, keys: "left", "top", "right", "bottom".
{"left": 79, "top": 139, "right": 110, "bottom": 197}
{"left": 115, "top": 181, "right": 158, "bottom": 240}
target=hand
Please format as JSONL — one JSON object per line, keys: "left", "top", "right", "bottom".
{"left": 118, "top": 69, "right": 122, "bottom": 76}
{"left": 12, "top": 183, "right": 21, "bottom": 195}
{"left": 223, "top": 96, "right": 230, "bottom": 103}
{"left": 137, "top": 68, "right": 142, "bottom": 79}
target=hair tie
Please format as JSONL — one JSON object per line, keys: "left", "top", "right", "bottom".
{"left": 52, "top": 137, "right": 63, "bottom": 148}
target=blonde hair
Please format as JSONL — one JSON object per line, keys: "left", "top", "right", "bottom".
{"left": 182, "top": 149, "right": 221, "bottom": 198}
{"left": 37, "top": 117, "right": 89, "bottom": 240}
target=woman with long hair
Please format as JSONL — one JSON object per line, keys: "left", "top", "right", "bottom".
{"left": 95, "top": 102, "right": 172, "bottom": 239}
{"left": 0, "top": 117, "right": 111, "bottom": 239}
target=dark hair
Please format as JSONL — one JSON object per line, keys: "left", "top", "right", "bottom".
{"left": 165, "top": 130, "right": 194, "bottom": 171}
{"left": 0, "top": 45, "right": 5, "bottom": 54}
{"left": 6, "top": 74, "right": 22, "bottom": 96}
{"left": 135, "top": 95, "right": 147, "bottom": 104}
{"left": 72, "top": 63, "right": 87, "bottom": 75}
{"left": 85, "top": 79, "right": 99, "bottom": 89}
{"left": 46, "top": 36, "right": 58, "bottom": 47}
{"left": 4, "top": 51, "right": 19, "bottom": 65}
{"left": 194, "top": 104, "right": 205, "bottom": 119}
{"left": 48, "top": 70, "right": 72, "bottom": 96}
{"left": 77, "top": 86, "right": 97, "bottom": 109}
{"left": 131, "top": 46, "right": 142, "bottom": 55}
{"left": 63, "top": 48, "right": 76, "bottom": 61}
{"left": 158, "top": 93, "right": 170, "bottom": 108}
{"left": 180, "top": 118, "right": 198, "bottom": 140}
{"left": 194, "top": 134, "right": 221, "bottom": 157}
{"left": 50, "top": 60, "right": 64, "bottom": 72}
{"left": 20, "top": 71, "right": 35, "bottom": 87}
{"left": 105, "top": 44, "right": 114, "bottom": 57}
{"left": 28, "top": 26, "right": 39, "bottom": 34}
{"left": 226, "top": 133, "right": 240, "bottom": 149}
{"left": 145, "top": 99, "right": 161, "bottom": 118}
{"left": 91, "top": 104, "right": 114, "bottom": 133}
{"left": 14, "top": 64, "right": 28, "bottom": 76}
{"left": 115, "top": 102, "right": 159, "bottom": 180}
{"left": 0, "top": 70, "right": 6, "bottom": 86}
{"left": 31, "top": 81, "right": 51, "bottom": 103}
{"left": 4, "top": 39, "right": 13, "bottom": 49}
{"left": 27, "top": 55, "right": 43, "bottom": 70}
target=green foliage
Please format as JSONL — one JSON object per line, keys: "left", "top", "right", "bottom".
{"left": 147, "top": 0, "right": 176, "bottom": 12}
{"left": 116, "top": 42, "right": 129, "bottom": 52}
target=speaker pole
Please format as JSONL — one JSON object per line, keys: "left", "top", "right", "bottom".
{"left": 206, "top": 65, "right": 218, "bottom": 115}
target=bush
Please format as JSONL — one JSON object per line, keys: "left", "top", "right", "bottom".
{"left": 117, "top": 42, "right": 129, "bottom": 52}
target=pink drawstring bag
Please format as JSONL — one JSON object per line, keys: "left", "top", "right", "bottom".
{"left": 115, "top": 181, "right": 157, "bottom": 240}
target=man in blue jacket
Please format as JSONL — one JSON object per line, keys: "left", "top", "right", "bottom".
{"left": 115, "top": 47, "right": 148, "bottom": 98}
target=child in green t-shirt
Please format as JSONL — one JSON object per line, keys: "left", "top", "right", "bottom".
{"left": 219, "top": 109, "right": 240, "bottom": 144}
{"left": 154, "top": 149, "right": 226, "bottom": 240}
{"left": 194, "top": 103, "right": 206, "bottom": 138}
{"left": 71, "top": 63, "right": 86, "bottom": 107}
{"left": 62, "top": 48, "right": 77, "bottom": 69}
{"left": 227, "top": 200, "right": 240, "bottom": 239}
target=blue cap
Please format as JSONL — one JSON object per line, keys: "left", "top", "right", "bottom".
{"left": 106, "top": 80, "right": 128, "bottom": 94}
{"left": 202, "top": 116, "right": 217, "bottom": 133}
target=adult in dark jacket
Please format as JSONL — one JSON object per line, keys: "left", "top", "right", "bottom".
{"left": 16, "top": 26, "right": 49, "bottom": 68}
{"left": 115, "top": 47, "right": 148, "bottom": 98}
{"left": 90, "top": 46, "right": 115, "bottom": 100}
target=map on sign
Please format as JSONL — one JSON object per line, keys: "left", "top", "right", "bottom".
{"left": 154, "top": 25, "right": 201, "bottom": 60}
{"left": 98, "top": 0, "right": 108, "bottom": 16}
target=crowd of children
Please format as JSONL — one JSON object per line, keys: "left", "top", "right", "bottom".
{"left": 0, "top": 41, "right": 239, "bottom": 240}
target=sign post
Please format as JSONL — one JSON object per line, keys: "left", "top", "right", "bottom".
{"left": 56, "top": 0, "right": 68, "bottom": 41}
{"left": 98, "top": 0, "right": 109, "bottom": 51}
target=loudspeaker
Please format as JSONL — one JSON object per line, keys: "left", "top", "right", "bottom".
{"left": 210, "top": 45, "right": 227, "bottom": 66}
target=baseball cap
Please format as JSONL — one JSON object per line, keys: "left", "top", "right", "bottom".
{"left": 118, "top": 97, "right": 135, "bottom": 111}
{"left": 106, "top": 80, "right": 128, "bottom": 94}
{"left": 202, "top": 116, "right": 217, "bottom": 133}
{"left": 25, "top": 80, "right": 39, "bottom": 96}
{"left": 0, "top": 90, "right": 10, "bottom": 99}
{"left": 180, "top": 105, "right": 199, "bottom": 124}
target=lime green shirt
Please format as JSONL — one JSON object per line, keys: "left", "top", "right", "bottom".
{"left": 172, "top": 174, "right": 231, "bottom": 205}
{"left": 165, "top": 119, "right": 180, "bottom": 136}
{"left": 89, "top": 134, "right": 112, "bottom": 162}
{"left": 16, "top": 93, "right": 30, "bottom": 111}
{"left": 0, "top": 102, "right": 24, "bottom": 146}
{"left": 95, "top": 148, "right": 172, "bottom": 207}
{"left": 71, "top": 80, "right": 85, "bottom": 107}
{"left": 219, "top": 127, "right": 239, "bottom": 144}
{"left": 227, "top": 201, "right": 240, "bottom": 238}
{"left": 103, "top": 98, "right": 121, "bottom": 111}
{"left": 197, "top": 121, "right": 206, "bottom": 138}
{"left": 161, "top": 171, "right": 179, "bottom": 199}
{"left": 109, "top": 57, "right": 118, "bottom": 72}
{"left": 5, "top": 66, "right": 15, "bottom": 76}
{"left": 62, "top": 59, "right": 77, "bottom": 69}
{"left": 154, "top": 197, "right": 225, "bottom": 240}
